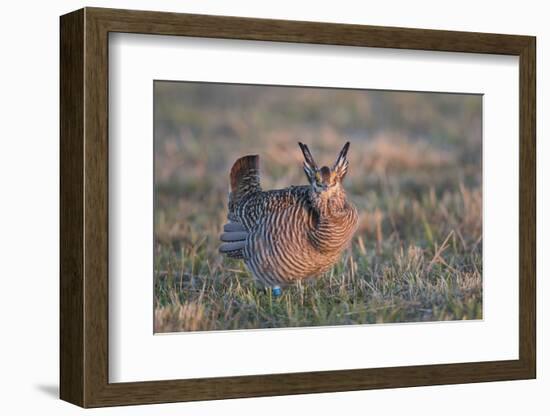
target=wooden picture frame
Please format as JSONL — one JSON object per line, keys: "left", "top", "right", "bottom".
{"left": 60, "top": 7, "right": 536, "bottom": 408}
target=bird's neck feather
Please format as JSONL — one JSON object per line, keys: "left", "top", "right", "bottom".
{"left": 309, "top": 185, "right": 347, "bottom": 217}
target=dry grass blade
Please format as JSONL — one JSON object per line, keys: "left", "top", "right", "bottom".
{"left": 427, "top": 230, "right": 455, "bottom": 273}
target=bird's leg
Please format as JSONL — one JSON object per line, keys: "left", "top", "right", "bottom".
{"left": 272, "top": 286, "right": 282, "bottom": 297}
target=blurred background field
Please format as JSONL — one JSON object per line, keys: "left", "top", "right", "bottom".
{"left": 154, "top": 81, "right": 482, "bottom": 332}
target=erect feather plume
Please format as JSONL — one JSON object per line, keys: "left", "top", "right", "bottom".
{"left": 298, "top": 141, "right": 317, "bottom": 183}
{"left": 333, "top": 141, "right": 350, "bottom": 180}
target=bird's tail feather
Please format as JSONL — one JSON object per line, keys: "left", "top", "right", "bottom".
{"left": 223, "top": 156, "right": 259, "bottom": 258}
{"left": 229, "top": 155, "right": 260, "bottom": 204}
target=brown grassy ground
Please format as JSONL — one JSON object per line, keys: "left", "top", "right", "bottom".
{"left": 153, "top": 82, "right": 482, "bottom": 332}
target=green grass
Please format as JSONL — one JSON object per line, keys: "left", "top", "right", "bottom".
{"left": 153, "top": 82, "right": 482, "bottom": 332}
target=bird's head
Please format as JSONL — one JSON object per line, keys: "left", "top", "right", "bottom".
{"left": 298, "top": 141, "right": 350, "bottom": 196}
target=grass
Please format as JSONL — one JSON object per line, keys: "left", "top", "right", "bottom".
{"left": 153, "top": 82, "right": 482, "bottom": 332}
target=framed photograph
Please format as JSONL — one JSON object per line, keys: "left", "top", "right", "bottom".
{"left": 60, "top": 7, "right": 536, "bottom": 407}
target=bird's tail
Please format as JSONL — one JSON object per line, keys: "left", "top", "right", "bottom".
{"left": 229, "top": 155, "right": 261, "bottom": 206}
{"left": 221, "top": 155, "right": 259, "bottom": 258}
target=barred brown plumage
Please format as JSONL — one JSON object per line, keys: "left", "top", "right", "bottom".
{"left": 219, "top": 142, "right": 359, "bottom": 289}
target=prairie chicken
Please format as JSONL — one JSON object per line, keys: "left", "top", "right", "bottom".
{"left": 219, "top": 142, "right": 358, "bottom": 293}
